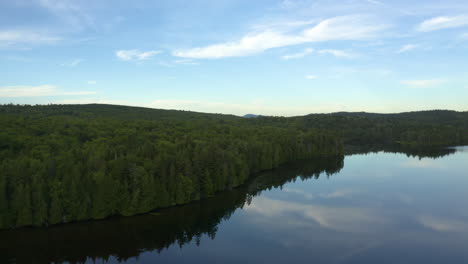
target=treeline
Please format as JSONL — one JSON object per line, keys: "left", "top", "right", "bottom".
{"left": 0, "top": 104, "right": 343, "bottom": 228}
{"left": 1, "top": 104, "right": 467, "bottom": 229}
{"left": 249, "top": 110, "right": 468, "bottom": 147}
{"left": 344, "top": 144, "right": 458, "bottom": 159}
{"left": 0, "top": 157, "right": 344, "bottom": 264}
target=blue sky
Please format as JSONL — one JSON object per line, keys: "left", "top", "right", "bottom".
{"left": 1, "top": 0, "right": 467, "bottom": 116}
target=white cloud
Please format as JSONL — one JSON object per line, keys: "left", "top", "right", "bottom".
{"left": 173, "top": 30, "right": 302, "bottom": 59}
{"left": 0, "top": 30, "right": 60, "bottom": 47}
{"left": 251, "top": 19, "right": 319, "bottom": 32}
{"left": 173, "top": 15, "right": 387, "bottom": 59}
{"left": 305, "top": 74, "right": 318, "bottom": 79}
{"left": 417, "top": 15, "right": 468, "bottom": 32}
{"left": 0, "top": 85, "right": 96, "bottom": 97}
{"left": 116, "top": 49, "right": 162, "bottom": 61}
{"left": 318, "top": 49, "right": 356, "bottom": 58}
{"left": 61, "top": 58, "right": 83, "bottom": 67}
{"left": 401, "top": 79, "right": 443, "bottom": 88}
{"left": 282, "top": 48, "right": 314, "bottom": 60}
{"left": 461, "top": 32, "right": 468, "bottom": 39}
{"left": 87, "top": 80, "right": 97, "bottom": 85}
{"left": 397, "top": 44, "right": 418, "bottom": 53}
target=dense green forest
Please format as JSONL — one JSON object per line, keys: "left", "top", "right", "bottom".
{"left": 0, "top": 104, "right": 342, "bottom": 229}
{"left": 1, "top": 104, "right": 467, "bottom": 229}
{"left": 0, "top": 157, "right": 344, "bottom": 264}
{"left": 251, "top": 110, "right": 468, "bottom": 146}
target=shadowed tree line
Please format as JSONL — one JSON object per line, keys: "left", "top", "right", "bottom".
{"left": 0, "top": 157, "right": 344, "bottom": 264}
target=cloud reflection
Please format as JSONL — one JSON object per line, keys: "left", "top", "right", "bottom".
{"left": 245, "top": 197, "right": 388, "bottom": 233}
{"left": 282, "top": 188, "right": 358, "bottom": 200}
{"left": 403, "top": 159, "right": 444, "bottom": 169}
{"left": 418, "top": 215, "right": 468, "bottom": 232}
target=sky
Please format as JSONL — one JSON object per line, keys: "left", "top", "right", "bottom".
{"left": 1, "top": 0, "right": 468, "bottom": 116}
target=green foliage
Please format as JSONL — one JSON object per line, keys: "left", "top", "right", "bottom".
{"left": 0, "top": 156, "right": 344, "bottom": 264}
{"left": 1, "top": 104, "right": 465, "bottom": 229}
{"left": 249, "top": 110, "right": 468, "bottom": 147}
{"left": 0, "top": 104, "right": 343, "bottom": 228}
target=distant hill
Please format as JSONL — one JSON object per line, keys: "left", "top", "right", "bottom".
{"left": 0, "top": 103, "right": 240, "bottom": 122}
{"left": 243, "top": 114, "right": 259, "bottom": 118}
{"left": 330, "top": 110, "right": 468, "bottom": 128}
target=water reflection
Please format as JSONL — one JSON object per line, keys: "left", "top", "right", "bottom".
{"left": 245, "top": 196, "right": 389, "bottom": 233}
{"left": 0, "top": 157, "right": 344, "bottom": 264}
{"left": 238, "top": 146, "right": 468, "bottom": 263}
{"left": 346, "top": 145, "right": 457, "bottom": 159}
{"left": 1, "top": 147, "right": 466, "bottom": 264}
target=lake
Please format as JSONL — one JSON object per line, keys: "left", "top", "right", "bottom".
{"left": 1, "top": 146, "right": 468, "bottom": 264}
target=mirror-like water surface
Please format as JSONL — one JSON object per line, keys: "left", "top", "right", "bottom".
{"left": 1, "top": 147, "right": 468, "bottom": 264}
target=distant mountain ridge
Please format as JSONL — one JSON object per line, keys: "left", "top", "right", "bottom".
{"left": 243, "top": 114, "right": 260, "bottom": 118}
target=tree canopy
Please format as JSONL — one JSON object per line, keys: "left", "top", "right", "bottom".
{"left": 1, "top": 104, "right": 467, "bottom": 229}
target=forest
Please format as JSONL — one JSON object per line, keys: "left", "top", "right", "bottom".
{"left": 0, "top": 156, "right": 344, "bottom": 264}
{"left": 0, "top": 104, "right": 342, "bottom": 229}
{"left": 1, "top": 104, "right": 467, "bottom": 229}
{"left": 250, "top": 110, "right": 468, "bottom": 146}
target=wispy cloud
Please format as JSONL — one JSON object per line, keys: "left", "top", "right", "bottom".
{"left": 397, "top": 44, "right": 419, "bottom": 53}
{"left": 283, "top": 188, "right": 358, "bottom": 200}
{"left": 116, "top": 49, "right": 162, "bottom": 61}
{"left": 36, "top": 0, "right": 95, "bottom": 30}
{"left": 417, "top": 15, "right": 468, "bottom": 32}
{"left": 61, "top": 58, "right": 83, "bottom": 67}
{"left": 279, "top": 0, "right": 298, "bottom": 9}
{"left": 283, "top": 48, "right": 355, "bottom": 60}
{"left": 0, "top": 30, "right": 60, "bottom": 47}
{"left": 282, "top": 48, "right": 314, "bottom": 60}
{"left": 87, "top": 80, "right": 97, "bottom": 85}
{"left": 173, "top": 15, "right": 387, "bottom": 59}
{"left": 173, "top": 59, "right": 199, "bottom": 65}
{"left": 366, "top": 0, "right": 382, "bottom": 4}
{"left": 401, "top": 79, "right": 443, "bottom": 88}
{"left": 305, "top": 74, "right": 318, "bottom": 79}
{"left": 318, "top": 49, "right": 357, "bottom": 58}
{"left": 0, "top": 85, "right": 96, "bottom": 97}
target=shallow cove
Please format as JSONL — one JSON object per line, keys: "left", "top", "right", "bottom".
{"left": 1, "top": 146, "right": 468, "bottom": 264}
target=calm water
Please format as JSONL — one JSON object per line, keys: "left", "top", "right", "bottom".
{"left": 1, "top": 147, "right": 468, "bottom": 264}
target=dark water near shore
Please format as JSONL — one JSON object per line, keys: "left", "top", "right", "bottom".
{"left": 1, "top": 147, "right": 468, "bottom": 264}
